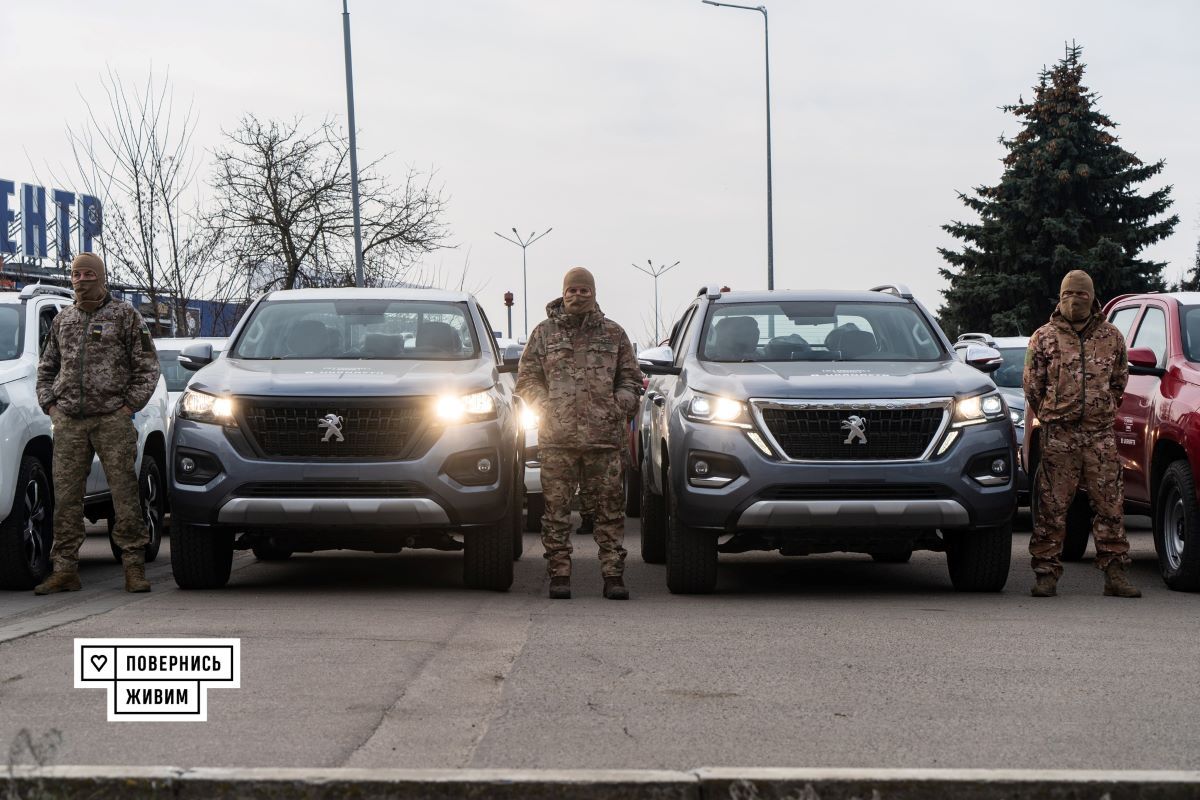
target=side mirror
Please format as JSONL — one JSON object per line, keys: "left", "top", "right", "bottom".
{"left": 638, "top": 345, "right": 680, "bottom": 376}
{"left": 179, "top": 343, "right": 214, "bottom": 372}
{"left": 1128, "top": 347, "right": 1165, "bottom": 377}
{"left": 964, "top": 344, "right": 1003, "bottom": 374}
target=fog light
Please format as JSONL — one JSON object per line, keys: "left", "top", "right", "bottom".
{"left": 477, "top": 458, "right": 493, "bottom": 474}
{"left": 693, "top": 460, "right": 709, "bottom": 476}
{"left": 991, "top": 458, "right": 1008, "bottom": 475}
{"left": 180, "top": 457, "right": 196, "bottom": 474}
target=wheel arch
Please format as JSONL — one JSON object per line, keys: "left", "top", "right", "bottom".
{"left": 1150, "top": 438, "right": 1191, "bottom": 514}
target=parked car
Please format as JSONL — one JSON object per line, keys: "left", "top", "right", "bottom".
{"left": 954, "top": 333, "right": 1030, "bottom": 503}
{"left": 1022, "top": 292, "right": 1200, "bottom": 590}
{"left": 0, "top": 284, "right": 171, "bottom": 589}
{"left": 168, "top": 288, "right": 523, "bottom": 590}
{"left": 495, "top": 338, "right": 543, "bottom": 532}
{"left": 639, "top": 284, "right": 1017, "bottom": 594}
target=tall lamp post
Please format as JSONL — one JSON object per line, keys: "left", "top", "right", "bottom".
{"left": 701, "top": 0, "right": 774, "bottom": 290}
{"left": 341, "top": 0, "right": 365, "bottom": 287}
{"left": 632, "top": 259, "right": 680, "bottom": 343}
{"left": 494, "top": 227, "right": 552, "bottom": 337}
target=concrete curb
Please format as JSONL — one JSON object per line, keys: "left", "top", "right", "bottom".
{"left": 6, "top": 766, "right": 1200, "bottom": 800}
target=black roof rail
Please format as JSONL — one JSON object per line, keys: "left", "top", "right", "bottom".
{"left": 869, "top": 283, "right": 913, "bottom": 299}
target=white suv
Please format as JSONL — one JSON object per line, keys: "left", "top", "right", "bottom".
{"left": 0, "top": 284, "right": 171, "bottom": 589}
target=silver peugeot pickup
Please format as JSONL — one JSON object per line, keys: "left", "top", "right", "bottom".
{"left": 638, "top": 284, "right": 1017, "bottom": 594}
{"left": 168, "top": 288, "right": 524, "bottom": 591}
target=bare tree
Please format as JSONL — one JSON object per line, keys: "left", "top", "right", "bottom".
{"left": 210, "top": 115, "right": 449, "bottom": 293}
{"left": 63, "top": 69, "right": 228, "bottom": 334}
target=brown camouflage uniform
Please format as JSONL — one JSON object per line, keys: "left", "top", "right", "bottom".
{"left": 516, "top": 298, "right": 643, "bottom": 577}
{"left": 1024, "top": 301, "right": 1130, "bottom": 578}
{"left": 37, "top": 293, "right": 161, "bottom": 568}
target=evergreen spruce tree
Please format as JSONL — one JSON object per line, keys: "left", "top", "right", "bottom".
{"left": 1178, "top": 236, "right": 1200, "bottom": 292}
{"left": 939, "top": 44, "right": 1178, "bottom": 337}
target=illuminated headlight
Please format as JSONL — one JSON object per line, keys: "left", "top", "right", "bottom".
{"left": 520, "top": 405, "right": 539, "bottom": 431}
{"left": 953, "top": 391, "right": 1006, "bottom": 427}
{"left": 435, "top": 390, "right": 497, "bottom": 423}
{"left": 1009, "top": 408, "right": 1024, "bottom": 428}
{"left": 684, "top": 392, "right": 752, "bottom": 428}
{"left": 178, "top": 389, "right": 237, "bottom": 426}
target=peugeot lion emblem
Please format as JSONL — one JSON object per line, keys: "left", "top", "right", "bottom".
{"left": 841, "top": 415, "right": 867, "bottom": 445}
{"left": 318, "top": 413, "right": 345, "bottom": 443}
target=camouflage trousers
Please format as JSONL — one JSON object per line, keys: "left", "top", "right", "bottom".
{"left": 540, "top": 447, "right": 627, "bottom": 577}
{"left": 50, "top": 409, "right": 146, "bottom": 569}
{"left": 1031, "top": 424, "right": 1131, "bottom": 577}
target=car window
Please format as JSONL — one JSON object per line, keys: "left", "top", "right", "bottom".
{"left": 670, "top": 305, "right": 698, "bottom": 367}
{"left": 1131, "top": 306, "right": 1167, "bottom": 367}
{"left": 476, "top": 307, "right": 500, "bottom": 363}
{"left": 699, "top": 301, "right": 944, "bottom": 362}
{"left": 1179, "top": 307, "right": 1200, "bottom": 364}
{"left": 1107, "top": 306, "right": 1140, "bottom": 341}
{"left": 157, "top": 349, "right": 223, "bottom": 392}
{"left": 37, "top": 305, "right": 60, "bottom": 353}
{"left": 992, "top": 347, "right": 1026, "bottom": 388}
{"left": 231, "top": 299, "right": 479, "bottom": 360}
{"left": 0, "top": 306, "right": 20, "bottom": 360}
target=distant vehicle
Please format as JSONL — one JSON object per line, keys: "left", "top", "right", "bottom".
{"left": 639, "top": 284, "right": 1017, "bottom": 594}
{"left": 0, "top": 284, "right": 170, "bottom": 588}
{"left": 954, "top": 333, "right": 1030, "bottom": 504}
{"left": 1022, "top": 292, "right": 1200, "bottom": 590}
{"left": 168, "top": 287, "right": 523, "bottom": 590}
{"left": 495, "top": 338, "right": 543, "bottom": 532}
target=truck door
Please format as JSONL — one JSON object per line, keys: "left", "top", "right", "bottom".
{"left": 1120, "top": 303, "right": 1168, "bottom": 504}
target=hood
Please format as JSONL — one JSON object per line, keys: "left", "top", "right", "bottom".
{"left": 0, "top": 361, "right": 31, "bottom": 387}
{"left": 684, "top": 358, "right": 995, "bottom": 401}
{"left": 997, "top": 385, "right": 1024, "bottom": 411}
{"left": 188, "top": 357, "right": 499, "bottom": 398}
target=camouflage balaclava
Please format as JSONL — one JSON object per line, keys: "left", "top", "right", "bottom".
{"left": 1058, "top": 270, "right": 1094, "bottom": 326}
{"left": 71, "top": 252, "right": 107, "bottom": 312}
{"left": 562, "top": 266, "right": 597, "bottom": 316}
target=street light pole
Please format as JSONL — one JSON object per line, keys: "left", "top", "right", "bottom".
{"left": 701, "top": 0, "right": 774, "bottom": 290}
{"left": 341, "top": 0, "right": 365, "bottom": 287}
{"left": 631, "top": 260, "right": 680, "bottom": 343}
{"left": 494, "top": 228, "right": 552, "bottom": 337}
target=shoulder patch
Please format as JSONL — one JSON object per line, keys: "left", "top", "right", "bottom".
{"left": 139, "top": 326, "right": 153, "bottom": 349}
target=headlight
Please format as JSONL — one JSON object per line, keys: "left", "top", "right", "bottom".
{"left": 953, "top": 391, "right": 1006, "bottom": 427}
{"left": 178, "top": 389, "right": 237, "bottom": 426}
{"left": 684, "top": 392, "right": 752, "bottom": 428}
{"left": 520, "top": 405, "right": 538, "bottom": 431}
{"left": 436, "top": 390, "right": 497, "bottom": 423}
{"left": 1009, "top": 408, "right": 1024, "bottom": 428}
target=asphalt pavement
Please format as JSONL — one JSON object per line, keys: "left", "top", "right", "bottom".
{"left": 1, "top": 514, "right": 1197, "bottom": 771}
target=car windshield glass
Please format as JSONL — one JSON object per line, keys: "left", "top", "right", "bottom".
{"left": 1180, "top": 306, "right": 1200, "bottom": 363}
{"left": 0, "top": 307, "right": 19, "bottom": 361}
{"left": 699, "top": 301, "right": 944, "bottom": 362}
{"left": 230, "top": 299, "right": 479, "bottom": 360}
{"left": 992, "top": 347, "right": 1026, "bottom": 388}
{"left": 157, "top": 349, "right": 223, "bottom": 392}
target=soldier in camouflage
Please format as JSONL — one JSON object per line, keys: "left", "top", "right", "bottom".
{"left": 516, "top": 266, "right": 644, "bottom": 599}
{"left": 1024, "top": 269, "right": 1140, "bottom": 598}
{"left": 33, "top": 253, "right": 162, "bottom": 595}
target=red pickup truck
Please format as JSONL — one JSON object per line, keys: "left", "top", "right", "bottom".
{"left": 1022, "top": 291, "right": 1200, "bottom": 591}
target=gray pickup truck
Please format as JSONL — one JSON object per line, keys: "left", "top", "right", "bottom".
{"left": 168, "top": 288, "right": 523, "bottom": 591}
{"left": 638, "top": 285, "right": 1017, "bottom": 594}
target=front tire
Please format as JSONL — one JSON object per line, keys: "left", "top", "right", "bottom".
{"left": 665, "top": 481, "right": 718, "bottom": 594}
{"left": 171, "top": 519, "right": 234, "bottom": 589}
{"left": 0, "top": 456, "right": 54, "bottom": 590}
{"left": 109, "top": 454, "right": 165, "bottom": 563}
{"left": 639, "top": 469, "right": 666, "bottom": 564}
{"left": 1155, "top": 460, "right": 1200, "bottom": 591}
{"left": 945, "top": 524, "right": 1012, "bottom": 592}
{"left": 463, "top": 524, "right": 513, "bottom": 591}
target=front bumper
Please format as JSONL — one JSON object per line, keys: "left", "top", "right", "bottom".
{"left": 671, "top": 419, "right": 1016, "bottom": 533}
{"left": 169, "top": 417, "right": 516, "bottom": 530}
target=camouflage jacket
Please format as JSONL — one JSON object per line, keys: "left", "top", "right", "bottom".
{"left": 516, "top": 299, "right": 644, "bottom": 449}
{"left": 37, "top": 294, "right": 161, "bottom": 417}
{"left": 1023, "top": 305, "right": 1128, "bottom": 432}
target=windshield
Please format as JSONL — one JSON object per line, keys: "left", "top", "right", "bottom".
{"left": 231, "top": 299, "right": 479, "bottom": 360}
{"left": 991, "top": 347, "right": 1027, "bottom": 388}
{"left": 0, "top": 307, "right": 19, "bottom": 361}
{"left": 1181, "top": 306, "right": 1200, "bottom": 363}
{"left": 157, "top": 349, "right": 223, "bottom": 392}
{"left": 699, "top": 301, "right": 945, "bottom": 362}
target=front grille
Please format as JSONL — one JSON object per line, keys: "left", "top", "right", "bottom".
{"left": 234, "top": 481, "right": 423, "bottom": 498}
{"left": 759, "top": 405, "right": 946, "bottom": 461}
{"left": 759, "top": 484, "right": 948, "bottom": 501}
{"left": 239, "top": 398, "right": 427, "bottom": 459}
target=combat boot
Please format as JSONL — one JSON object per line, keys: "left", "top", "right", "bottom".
{"left": 1103, "top": 562, "right": 1141, "bottom": 598}
{"left": 603, "top": 576, "right": 629, "bottom": 600}
{"left": 1030, "top": 572, "right": 1058, "bottom": 597}
{"left": 33, "top": 569, "right": 82, "bottom": 595}
{"left": 548, "top": 576, "right": 571, "bottom": 599}
{"left": 123, "top": 559, "right": 151, "bottom": 593}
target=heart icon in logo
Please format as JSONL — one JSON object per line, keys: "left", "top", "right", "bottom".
{"left": 90, "top": 654, "right": 107, "bottom": 672}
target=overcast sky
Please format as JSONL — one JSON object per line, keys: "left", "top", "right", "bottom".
{"left": 2, "top": 0, "right": 1196, "bottom": 344}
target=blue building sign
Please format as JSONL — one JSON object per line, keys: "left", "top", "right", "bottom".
{"left": 0, "top": 178, "right": 102, "bottom": 262}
